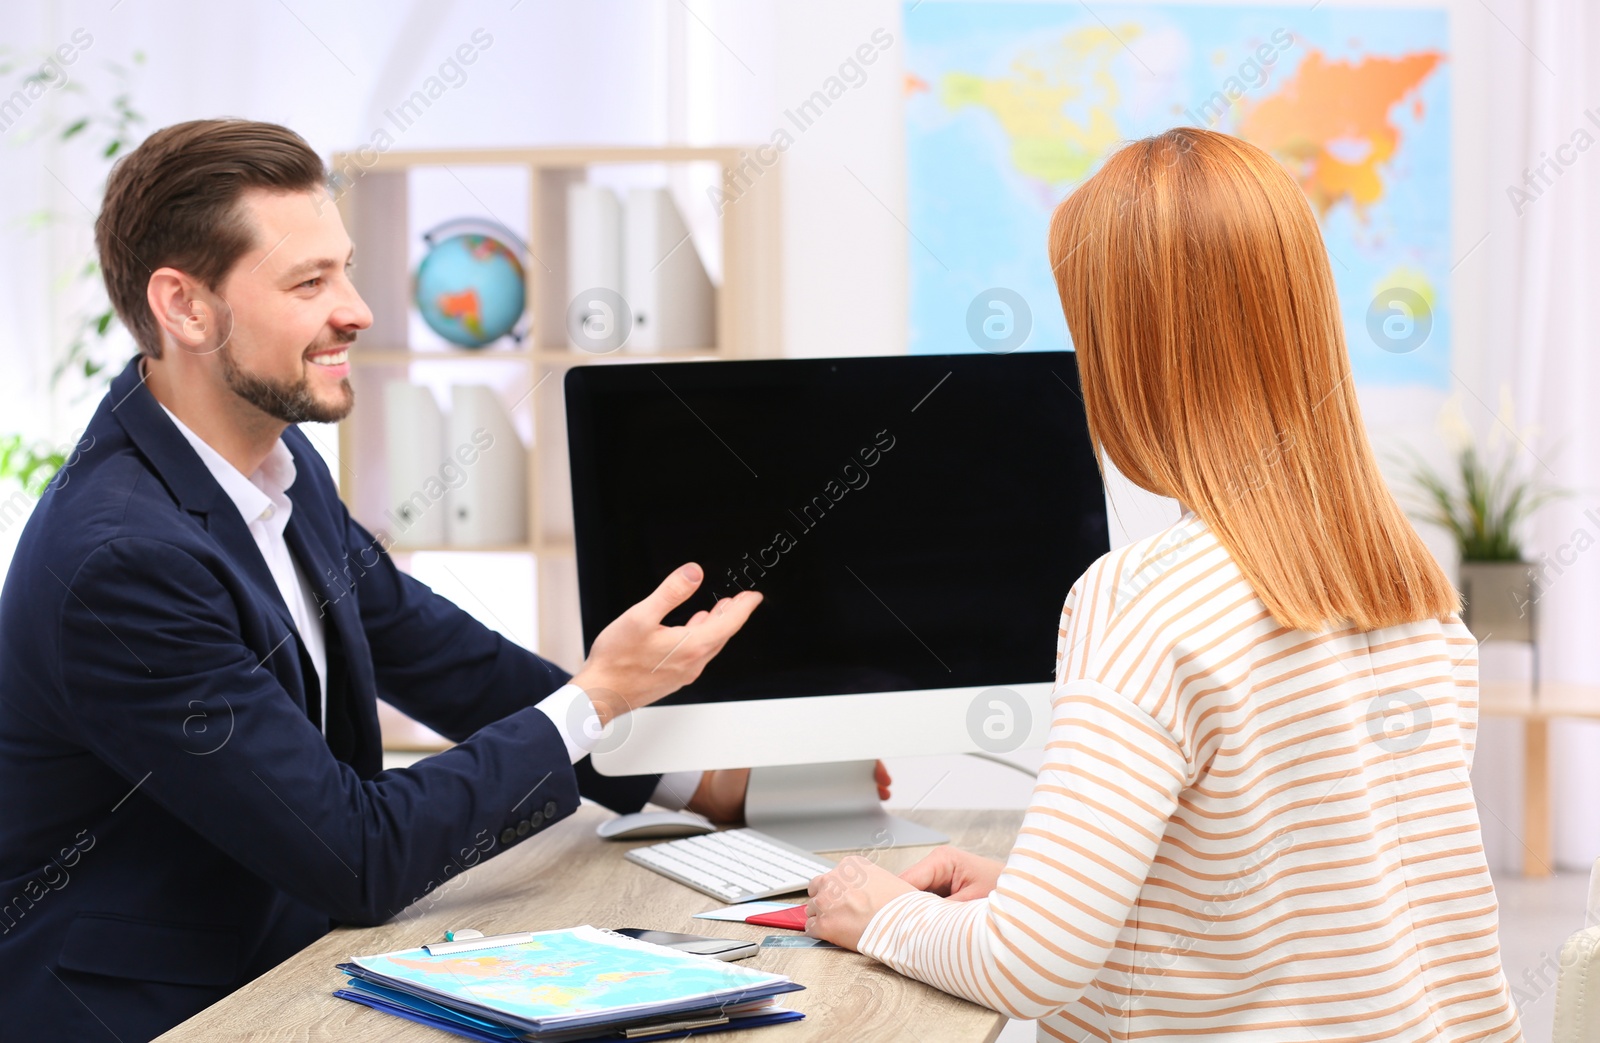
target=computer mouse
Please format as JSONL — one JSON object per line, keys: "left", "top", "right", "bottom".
{"left": 595, "top": 810, "right": 717, "bottom": 841}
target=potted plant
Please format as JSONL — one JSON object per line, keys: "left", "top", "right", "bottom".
{"left": 1398, "top": 397, "right": 1566, "bottom": 641}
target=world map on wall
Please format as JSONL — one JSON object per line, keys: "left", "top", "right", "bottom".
{"left": 905, "top": 3, "right": 1450, "bottom": 389}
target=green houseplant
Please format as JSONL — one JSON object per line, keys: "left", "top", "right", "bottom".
{"left": 1398, "top": 395, "right": 1566, "bottom": 639}
{"left": 0, "top": 46, "right": 143, "bottom": 498}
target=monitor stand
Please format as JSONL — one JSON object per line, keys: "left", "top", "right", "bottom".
{"left": 743, "top": 760, "right": 948, "bottom": 853}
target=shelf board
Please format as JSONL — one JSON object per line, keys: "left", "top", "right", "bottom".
{"left": 376, "top": 701, "right": 452, "bottom": 753}
{"left": 381, "top": 541, "right": 575, "bottom": 556}
{"left": 387, "top": 543, "right": 537, "bottom": 555}
{"left": 352, "top": 349, "right": 533, "bottom": 365}
{"left": 330, "top": 145, "right": 747, "bottom": 174}
{"left": 1478, "top": 680, "right": 1600, "bottom": 720}
{"left": 533, "top": 348, "right": 723, "bottom": 365}
{"left": 349, "top": 349, "right": 724, "bottom": 366}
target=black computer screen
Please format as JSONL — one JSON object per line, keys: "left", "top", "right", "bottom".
{"left": 565, "top": 352, "right": 1109, "bottom": 706}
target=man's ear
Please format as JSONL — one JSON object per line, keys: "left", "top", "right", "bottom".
{"left": 147, "top": 267, "right": 219, "bottom": 355}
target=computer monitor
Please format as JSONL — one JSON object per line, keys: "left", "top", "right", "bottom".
{"left": 565, "top": 352, "right": 1109, "bottom": 850}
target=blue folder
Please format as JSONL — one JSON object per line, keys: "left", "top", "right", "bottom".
{"left": 332, "top": 927, "right": 803, "bottom": 1038}
{"left": 334, "top": 977, "right": 805, "bottom": 1042}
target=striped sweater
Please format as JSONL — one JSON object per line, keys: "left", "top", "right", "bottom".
{"left": 859, "top": 511, "right": 1523, "bottom": 1041}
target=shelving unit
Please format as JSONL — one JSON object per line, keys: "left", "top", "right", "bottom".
{"left": 329, "top": 147, "right": 782, "bottom": 733}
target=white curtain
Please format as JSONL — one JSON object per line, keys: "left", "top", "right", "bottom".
{"left": 1483, "top": 0, "right": 1600, "bottom": 870}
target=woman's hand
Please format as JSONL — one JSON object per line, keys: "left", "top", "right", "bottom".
{"left": 805, "top": 855, "right": 914, "bottom": 952}
{"left": 899, "top": 846, "right": 1004, "bottom": 902}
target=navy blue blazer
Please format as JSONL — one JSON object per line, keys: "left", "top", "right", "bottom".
{"left": 0, "top": 357, "right": 657, "bottom": 1042}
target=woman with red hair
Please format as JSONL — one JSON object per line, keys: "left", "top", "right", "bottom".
{"left": 806, "top": 128, "right": 1522, "bottom": 1042}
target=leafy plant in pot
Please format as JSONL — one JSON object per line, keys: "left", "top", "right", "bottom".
{"left": 1398, "top": 397, "right": 1566, "bottom": 641}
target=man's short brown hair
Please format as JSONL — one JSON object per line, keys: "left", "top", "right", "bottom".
{"left": 95, "top": 118, "right": 327, "bottom": 358}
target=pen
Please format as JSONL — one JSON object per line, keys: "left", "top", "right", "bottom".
{"left": 425, "top": 931, "right": 535, "bottom": 955}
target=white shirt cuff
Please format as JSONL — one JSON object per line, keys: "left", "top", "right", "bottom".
{"left": 534, "top": 686, "right": 704, "bottom": 806}
{"left": 534, "top": 683, "right": 600, "bottom": 765}
{"left": 650, "top": 771, "right": 704, "bottom": 810}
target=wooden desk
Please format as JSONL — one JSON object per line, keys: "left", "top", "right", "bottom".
{"left": 155, "top": 807, "right": 1023, "bottom": 1042}
{"left": 1479, "top": 681, "right": 1600, "bottom": 878}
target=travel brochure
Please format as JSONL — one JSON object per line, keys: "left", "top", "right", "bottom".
{"left": 335, "top": 925, "right": 803, "bottom": 1041}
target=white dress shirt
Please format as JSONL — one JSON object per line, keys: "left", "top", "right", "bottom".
{"left": 155, "top": 399, "right": 699, "bottom": 808}
{"left": 159, "top": 402, "right": 330, "bottom": 726}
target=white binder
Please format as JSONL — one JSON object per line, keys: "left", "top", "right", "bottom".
{"left": 445, "top": 384, "right": 527, "bottom": 547}
{"left": 382, "top": 382, "right": 447, "bottom": 548}
{"left": 623, "top": 187, "right": 716, "bottom": 353}
{"left": 566, "top": 183, "right": 625, "bottom": 350}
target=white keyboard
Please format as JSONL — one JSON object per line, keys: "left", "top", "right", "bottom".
{"left": 624, "top": 827, "right": 836, "bottom": 903}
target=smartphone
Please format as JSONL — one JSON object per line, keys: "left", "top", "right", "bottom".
{"left": 615, "top": 929, "right": 759, "bottom": 961}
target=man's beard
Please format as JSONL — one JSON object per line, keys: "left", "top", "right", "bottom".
{"left": 219, "top": 336, "right": 355, "bottom": 424}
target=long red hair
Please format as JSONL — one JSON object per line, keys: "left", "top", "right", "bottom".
{"left": 1049, "top": 128, "right": 1457, "bottom": 632}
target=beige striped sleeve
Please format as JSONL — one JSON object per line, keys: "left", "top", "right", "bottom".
{"left": 1054, "top": 577, "right": 1084, "bottom": 681}
{"left": 858, "top": 677, "right": 1187, "bottom": 1020}
{"left": 1445, "top": 619, "right": 1480, "bottom": 769}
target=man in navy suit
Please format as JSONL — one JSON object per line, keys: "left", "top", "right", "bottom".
{"left": 0, "top": 119, "right": 769, "bottom": 1042}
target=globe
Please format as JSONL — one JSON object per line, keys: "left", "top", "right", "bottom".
{"left": 413, "top": 231, "right": 526, "bottom": 348}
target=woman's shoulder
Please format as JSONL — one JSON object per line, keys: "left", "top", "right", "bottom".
{"left": 1056, "top": 512, "right": 1256, "bottom": 692}
{"left": 1065, "top": 512, "right": 1233, "bottom": 620}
